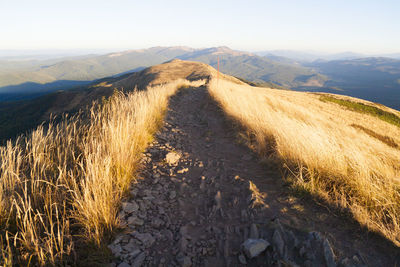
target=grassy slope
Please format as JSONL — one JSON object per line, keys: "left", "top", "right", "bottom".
{"left": 319, "top": 95, "right": 400, "bottom": 127}
{"left": 209, "top": 78, "right": 400, "bottom": 246}
{"left": 0, "top": 78, "right": 205, "bottom": 266}
{"left": 0, "top": 60, "right": 210, "bottom": 266}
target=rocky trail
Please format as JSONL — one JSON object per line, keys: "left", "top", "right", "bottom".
{"left": 108, "top": 85, "right": 399, "bottom": 267}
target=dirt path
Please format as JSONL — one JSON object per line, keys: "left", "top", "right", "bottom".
{"left": 108, "top": 86, "right": 399, "bottom": 267}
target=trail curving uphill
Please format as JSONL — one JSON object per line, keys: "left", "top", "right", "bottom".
{"left": 108, "top": 61, "right": 399, "bottom": 267}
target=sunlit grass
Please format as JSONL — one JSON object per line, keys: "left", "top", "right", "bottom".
{"left": 320, "top": 94, "right": 400, "bottom": 128}
{"left": 209, "top": 78, "right": 400, "bottom": 246}
{"left": 0, "top": 79, "right": 205, "bottom": 265}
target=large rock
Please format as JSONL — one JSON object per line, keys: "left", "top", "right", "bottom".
{"left": 165, "top": 151, "right": 181, "bottom": 165}
{"left": 242, "top": 238, "right": 270, "bottom": 258}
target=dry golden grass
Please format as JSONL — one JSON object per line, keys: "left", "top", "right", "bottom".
{"left": 208, "top": 78, "right": 400, "bottom": 246}
{"left": 0, "top": 78, "right": 205, "bottom": 266}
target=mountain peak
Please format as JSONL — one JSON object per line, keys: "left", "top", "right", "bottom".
{"left": 208, "top": 46, "right": 252, "bottom": 56}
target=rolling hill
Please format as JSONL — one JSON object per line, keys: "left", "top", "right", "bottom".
{"left": 0, "top": 46, "right": 324, "bottom": 97}
{"left": 1, "top": 46, "right": 400, "bottom": 110}
{"left": 178, "top": 46, "right": 326, "bottom": 88}
{"left": 0, "top": 47, "right": 194, "bottom": 95}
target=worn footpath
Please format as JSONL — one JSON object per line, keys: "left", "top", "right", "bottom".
{"left": 108, "top": 86, "right": 397, "bottom": 267}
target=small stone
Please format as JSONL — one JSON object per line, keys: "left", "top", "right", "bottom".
{"left": 242, "top": 238, "right": 270, "bottom": 258}
{"left": 179, "top": 237, "right": 189, "bottom": 252}
{"left": 352, "top": 254, "right": 362, "bottom": 264}
{"left": 166, "top": 152, "right": 181, "bottom": 165}
{"left": 286, "top": 230, "right": 300, "bottom": 248}
{"left": 200, "top": 177, "right": 206, "bottom": 191}
{"left": 238, "top": 254, "right": 247, "bottom": 264}
{"left": 162, "top": 229, "right": 173, "bottom": 240}
{"left": 123, "top": 239, "right": 139, "bottom": 251}
{"left": 242, "top": 154, "right": 252, "bottom": 161}
{"left": 181, "top": 256, "right": 192, "bottom": 267}
{"left": 180, "top": 183, "right": 189, "bottom": 192}
{"left": 122, "top": 201, "right": 139, "bottom": 214}
{"left": 241, "top": 209, "right": 248, "bottom": 222}
{"left": 158, "top": 206, "right": 165, "bottom": 214}
{"left": 134, "top": 233, "right": 155, "bottom": 248}
{"left": 129, "top": 249, "right": 141, "bottom": 259}
{"left": 117, "top": 262, "right": 130, "bottom": 267}
{"left": 305, "top": 251, "right": 315, "bottom": 261}
{"left": 215, "top": 191, "right": 222, "bottom": 209}
{"left": 108, "top": 244, "right": 122, "bottom": 256}
{"left": 249, "top": 223, "right": 259, "bottom": 239}
{"left": 169, "top": 191, "right": 177, "bottom": 199}
{"left": 151, "top": 217, "right": 164, "bottom": 228}
{"left": 340, "top": 258, "right": 352, "bottom": 266}
{"left": 323, "top": 238, "right": 336, "bottom": 267}
{"left": 132, "top": 252, "right": 146, "bottom": 267}
{"left": 128, "top": 216, "right": 144, "bottom": 226}
{"left": 112, "top": 234, "right": 124, "bottom": 245}
{"left": 138, "top": 201, "right": 147, "bottom": 212}
{"left": 308, "top": 231, "right": 323, "bottom": 241}
{"left": 272, "top": 229, "right": 285, "bottom": 257}
{"left": 299, "top": 246, "right": 307, "bottom": 257}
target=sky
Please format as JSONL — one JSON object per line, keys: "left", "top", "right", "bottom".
{"left": 0, "top": 0, "right": 399, "bottom": 54}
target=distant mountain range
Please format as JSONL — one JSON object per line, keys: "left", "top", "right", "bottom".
{"left": 256, "top": 50, "right": 400, "bottom": 62}
{"left": 0, "top": 46, "right": 399, "bottom": 110}
{"left": 304, "top": 57, "right": 400, "bottom": 110}
{"left": 0, "top": 46, "right": 323, "bottom": 92}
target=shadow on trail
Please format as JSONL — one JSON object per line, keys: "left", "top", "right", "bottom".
{"left": 119, "top": 85, "right": 399, "bottom": 266}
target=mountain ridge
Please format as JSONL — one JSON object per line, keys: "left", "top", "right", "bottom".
{"left": 1, "top": 46, "right": 400, "bottom": 110}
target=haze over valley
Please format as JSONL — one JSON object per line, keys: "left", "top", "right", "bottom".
{"left": 1, "top": 46, "right": 400, "bottom": 110}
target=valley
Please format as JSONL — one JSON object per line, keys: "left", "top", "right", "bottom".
{"left": 1, "top": 46, "right": 399, "bottom": 110}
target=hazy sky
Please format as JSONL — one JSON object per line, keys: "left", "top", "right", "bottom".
{"left": 1, "top": 0, "right": 399, "bottom": 53}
